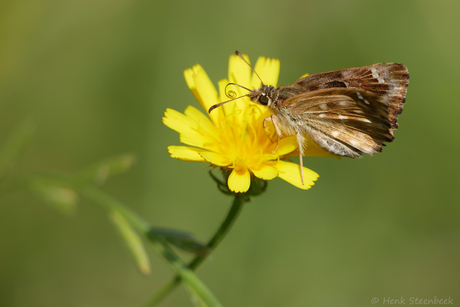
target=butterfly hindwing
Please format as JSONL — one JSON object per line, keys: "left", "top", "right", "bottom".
{"left": 283, "top": 88, "right": 394, "bottom": 157}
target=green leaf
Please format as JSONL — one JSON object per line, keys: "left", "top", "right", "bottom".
{"left": 0, "top": 119, "right": 35, "bottom": 181}
{"left": 110, "top": 209, "right": 151, "bottom": 275}
{"left": 28, "top": 177, "right": 78, "bottom": 215}
{"left": 148, "top": 227, "right": 208, "bottom": 255}
{"left": 74, "top": 153, "right": 136, "bottom": 185}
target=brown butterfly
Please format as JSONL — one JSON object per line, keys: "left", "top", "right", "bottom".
{"left": 209, "top": 51, "right": 409, "bottom": 184}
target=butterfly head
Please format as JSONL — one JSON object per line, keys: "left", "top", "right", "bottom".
{"left": 247, "top": 85, "right": 277, "bottom": 108}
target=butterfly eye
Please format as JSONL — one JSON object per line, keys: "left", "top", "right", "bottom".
{"left": 259, "top": 95, "right": 269, "bottom": 105}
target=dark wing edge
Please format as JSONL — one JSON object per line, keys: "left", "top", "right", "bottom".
{"left": 294, "top": 63, "right": 409, "bottom": 131}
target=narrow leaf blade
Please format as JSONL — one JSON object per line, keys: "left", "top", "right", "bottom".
{"left": 149, "top": 227, "right": 208, "bottom": 255}
{"left": 28, "top": 177, "right": 78, "bottom": 215}
{"left": 0, "top": 120, "right": 35, "bottom": 181}
{"left": 75, "top": 153, "right": 136, "bottom": 185}
{"left": 110, "top": 209, "right": 151, "bottom": 275}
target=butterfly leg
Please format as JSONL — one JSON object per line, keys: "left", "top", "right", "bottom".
{"left": 264, "top": 115, "right": 282, "bottom": 154}
{"left": 296, "top": 131, "right": 305, "bottom": 185}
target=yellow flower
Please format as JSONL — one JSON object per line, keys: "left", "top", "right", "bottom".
{"left": 163, "top": 53, "right": 330, "bottom": 193}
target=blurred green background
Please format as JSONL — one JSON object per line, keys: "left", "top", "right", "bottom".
{"left": 1, "top": 0, "right": 459, "bottom": 306}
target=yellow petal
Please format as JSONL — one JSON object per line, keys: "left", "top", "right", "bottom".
{"left": 179, "top": 133, "right": 208, "bottom": 148}
{"left": 167, "top": 146, "right": 206, "bottom": 162}
{"left": 228, "top": 53, "right": 251, "bottom": 89}
{"left": 228, "top": 54, "right": 253, "bottom": 114}
{"left": 184, "top": 106, "right": 219, "bottom": 141}
{"left": 199, "top": 151, "right": 231, "bottom": 166}
{"left": 267, "top": 58, "right": 281, "bottom": 86}
{"left": 276, "top": 136, "right": 299, "bottom": 156}
{"left": 250, "top": 56, "right": 266, "bottom": 88}
{"left": 228, "top": 167, "right": 251, "bottom": 193}
{"left": 184, "top": 66, "right": 202, "bottom": 105}
{"left": 193, "top": 66, "right": 221, "bottom": 123}
{"left": 162, "top": 108, "right": 196, "bottom": 134}
{"left": 164, "top": 108, "right": 215, "bottom": 148}
{"left": 253, "top": 57, "right": 280, "bottom": 87}
{"left": 299, "top": 73, "right": 310, "bottom": 78}
{"left": 251, "top": 164, "right": 279, "bottom": 180}
{"left": 276, "top": 160, "right": 319, "bottom": 190}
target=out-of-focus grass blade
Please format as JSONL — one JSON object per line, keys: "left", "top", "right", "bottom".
{"left": 80, "top": 186, "right": 222, "bottom": 307}
{"left": 0, "top": 120, "right": 35, "bottom": 181}
{"left": 185, "top": 282, "right": 209, "bottom": 307}
{"left": 74, "top": 153, "right": 136, "bottom": 185}
{"left": 149, "top": 227, "right": 208, "bottom": 255}
{"left": 110, "top": 209, "right": 151, "bottom": 275}
{"left": 28, "top": 177, "right": 78, "bottom": 215}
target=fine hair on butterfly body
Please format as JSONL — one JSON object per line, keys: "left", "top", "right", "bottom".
{"left": 209, "top": 51, "right": 409, "bottom": 185}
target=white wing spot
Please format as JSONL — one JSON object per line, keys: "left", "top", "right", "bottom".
{"left": 339, "top": 101, "right": 348, "bottom": 106}
{"left": 319, "top": 114, "right": 326, "bottom": 118}
{"left": 339, "top": 115, "right": 347, "bottom": 120}
{"left": 372, "top": 68, "right": 385, "bottom": 84}
{"left": 364, "top": 99, "right": 370, "bottom": 105}
{"left": 371, "top": 68, "right": 379, "bottom": 79}
{"left": 371, "top": 68, "right": 385, "bottom": 83}
{"left": 362, "top": 119, "right": 372, "bottom": 123}
{"left": 357, "top": 92, "right": 364, "bottom": 100}
{"left": 332, "top": 131, "right": 339, "bottom": 137}
{"left": 319, "top": 104, "right": 328, "bottom": 110}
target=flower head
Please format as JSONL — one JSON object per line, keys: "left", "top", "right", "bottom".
{"left": 163, "top": 53, "right": 331, "bottom": 193}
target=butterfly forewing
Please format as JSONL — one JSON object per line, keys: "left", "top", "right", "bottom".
{"left": 293, "top": 63, "right": 409, "bottom": 130}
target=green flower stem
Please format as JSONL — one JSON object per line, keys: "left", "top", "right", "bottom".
{"left": 80, "top": 185, "right": 223, "bottom": 307}
{"left": 144, "top": 194, "right": 246, "bottom": 307}
{"left": 189, "top": 195, "right": 246, "bottom": 269}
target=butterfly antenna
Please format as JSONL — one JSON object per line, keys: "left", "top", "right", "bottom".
{"left": 225, "top": 83, "right": 252, "bottom": 98}
{"left": 208, "top": 95, "right": 249, "bottom": 113}
{"left": 208, "top": 82, "right": 253, "bottom": 113}
{"left": 235, "top": 51, "right": 265, "bottom": 86}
